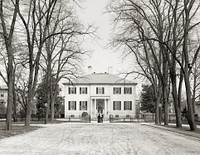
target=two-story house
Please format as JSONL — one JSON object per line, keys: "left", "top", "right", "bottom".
{"left": 63, "top": 73, "right": 137, "bottom": 120}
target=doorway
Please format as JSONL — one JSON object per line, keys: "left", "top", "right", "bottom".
{"left": 96, "top": 99, "right": 104, "bottom": 113}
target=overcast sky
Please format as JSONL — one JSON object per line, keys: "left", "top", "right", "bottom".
{"left": 75, "top": 0, "right": 134, "bottom": 75}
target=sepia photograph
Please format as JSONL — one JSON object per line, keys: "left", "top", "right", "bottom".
{"left": 0, "top": 0, "right": 200, "bottom": 154}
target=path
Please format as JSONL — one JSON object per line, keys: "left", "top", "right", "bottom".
{"left": 0, "top": 123, "right": 200, "bottom": 155}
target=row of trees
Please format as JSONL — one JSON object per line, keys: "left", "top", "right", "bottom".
{"left": 109, "top": 0, "right": 200, "bottom": 130}
{"left": 0, "top": 0, "right": 91, "bottom": 130}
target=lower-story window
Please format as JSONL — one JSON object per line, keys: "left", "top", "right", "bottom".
{"left": 124, "top": 101, "right": 132, "bottom": 110}
{"left": 80, "top": 101, "right": 87, "bottom": 110}
{"left": 113, "top": 101, "right": 121, "bottom": 110}
{"left": 68, "top": 101, "right": 76, "bottom": 110}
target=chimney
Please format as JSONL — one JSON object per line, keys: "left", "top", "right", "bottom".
{"left": 108, "top": 67, "right": 113, "bottom": 74}
{"left": 88, "top": 65, "right": 92, "bottom": 74}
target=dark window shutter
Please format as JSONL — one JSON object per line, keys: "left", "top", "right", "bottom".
{"left": 68, "top": 101, "right": 70, "bottom": 110}
{"left": 75, "top": 101, "right": 76, "bottom": 110}
{"left": 130, "top": 101, "right": 132, "bottom": 110}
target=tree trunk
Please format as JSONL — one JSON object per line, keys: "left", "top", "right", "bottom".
{"left": 184, "top": 72, "right": 197, "bottom": 130}
{"left": 13, "top": 84, "right": 17, "bottom": 122}
{"left": 169, "top": 54, "right": 182, "bottom": 128}
{"left": 25, "top": 72, "right": 34, "bottom": 126}
{"left": 45, "top": 54, "right": 51, "bottom": 123}
{"left": 51, "top": 95, "right": 55, "bottom": 121}
{"left": 25, "top": 93, "right": 32, "bottom": 126}
{"left": 155, "top": 86, "right": 162, "bottom": 125}
{"left": 6, "top": 49, "right": 14, "bottom": 130}
{"left": 163, "top": 55, "right": 169, "bottom": 126}
{"left": 171, "top": 75, "right": 182, "bottom": 128}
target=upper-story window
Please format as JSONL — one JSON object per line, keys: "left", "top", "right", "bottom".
{"left": 0, "top": 93, "right": 4, "bottom": 97}
{"left": 68, "top": 87, "right": 76, "bottom": 94}
{"left": 96, "top": 87, "right": 104, "bottom": 94}
{"left": 113, "top": 87, "right": 121, "bottom": 94}
{"left": 124, "top": 101, "right": 132, "bottom": 110}
{"left": 113, "top": 101, "right": 121, "bottom": 110}
{"left": 80, "top": 87, "right": 87, "bottom": 94}
{"left": 124, "top": 87, "right": 132, "bottom": 94}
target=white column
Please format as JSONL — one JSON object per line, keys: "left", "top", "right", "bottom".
{"left": 94, "top": 99, "right": 96, "bottom": 114}
{"left": 90, "top": 99, "right": 93, "bottom": 115}
{"left": 104, "top": 99, "right": 107, "bottom": 117}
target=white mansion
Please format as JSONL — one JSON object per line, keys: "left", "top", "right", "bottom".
{"left": 63, "top": 73, "right": 137, "bottom": 120}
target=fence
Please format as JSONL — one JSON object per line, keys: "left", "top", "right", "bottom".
{"left": 109, "top": 114, "right": 142, "bottom": 123}
{"left": 65, "top": 115, "right": 91, "bottom": 123}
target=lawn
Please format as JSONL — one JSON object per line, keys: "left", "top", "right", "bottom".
{"left": 0, "top": 119, "right": 68, "bottom": 140}
{"left": 0, "top": 121, "right": 40, "bottom": 140}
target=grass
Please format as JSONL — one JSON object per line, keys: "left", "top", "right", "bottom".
{"left": 167, "top": 124, "right": 200, "bottom": 133}
{"left": 0, "top": 122, "right": 39, "bottom": 140}
{"left": 0, "top": 118, "right": 69, "bottom": 140}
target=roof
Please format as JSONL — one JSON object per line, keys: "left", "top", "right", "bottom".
{"left": 63, "top": 73, "right": 137, "bottom": 86}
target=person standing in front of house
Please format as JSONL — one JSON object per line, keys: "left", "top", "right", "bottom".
{"left": 100, "top": 111, "right": 104, "bottom": 123}
{"left": 97, "top": 113, "right": 101, "bottom": 123}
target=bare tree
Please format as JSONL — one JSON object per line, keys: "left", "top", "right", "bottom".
{"left": 17, "top": 0, "right": 64, "bottom": 126}
{"left": 0, "top": 0, "right": 19, "bottom": 130}
{"left": 41, "top": 0, "right": 91, "bottom": 122}
{"left": 108, "top": 0, "right": 171, "bottom": 125}
{"left": 108, "top": 0, "right": 200, "bottom": 130}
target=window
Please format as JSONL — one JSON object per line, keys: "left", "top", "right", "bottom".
{"left": 68, "top": 87, "right": 76, "bottom": 94}
{"left": 113, "top": 87, "right": 121, "bottom": 94}
{"left": 68, "top": 101, "right": 76, "bottom": 110}
{"left": 0, "top": 93, "right": 4, "bottom": 97}
{"left": 80, "top": 87, "right": 87, "bottom": 94}
{"left": 96, "top": 87, "right": 104, "bottom": 94}
{"left": 124, "top": 87, "right": 132, "bottom": 94}
{"left": 113, "top": 101, "right": 121, "bottom": 110}
{"left": 124, "top": 101, "right": 132, "bottom": 110}
{"left": 80, "top": 101, "right": 87, "bottom": 110}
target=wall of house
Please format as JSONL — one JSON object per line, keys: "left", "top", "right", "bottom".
{"left": 64, "top": 85, "right": 90, "bottom": 118}
{"left": 64, "top": 84, "right": 137, "bottom": 119}
{"left": 109, "top": 85, "right": 136, "bottom": 118}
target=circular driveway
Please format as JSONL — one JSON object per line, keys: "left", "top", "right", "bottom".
{"left": 0, "top": 123, "right": 200, "bottom": 155}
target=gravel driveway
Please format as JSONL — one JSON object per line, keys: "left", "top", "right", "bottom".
{"left": 0, "top": 123, "right": 199, "bottom": 155}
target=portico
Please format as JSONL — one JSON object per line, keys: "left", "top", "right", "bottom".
{"left": 90, "top": 96, "right": 110, "bottom": 119}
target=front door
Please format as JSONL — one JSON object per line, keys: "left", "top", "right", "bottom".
{"left": 96, "top": 99, "right": 104, "bottom": 113}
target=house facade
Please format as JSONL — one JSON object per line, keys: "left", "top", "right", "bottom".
{"left": 63, "top": 73, "right": 137, "bottom": 120}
